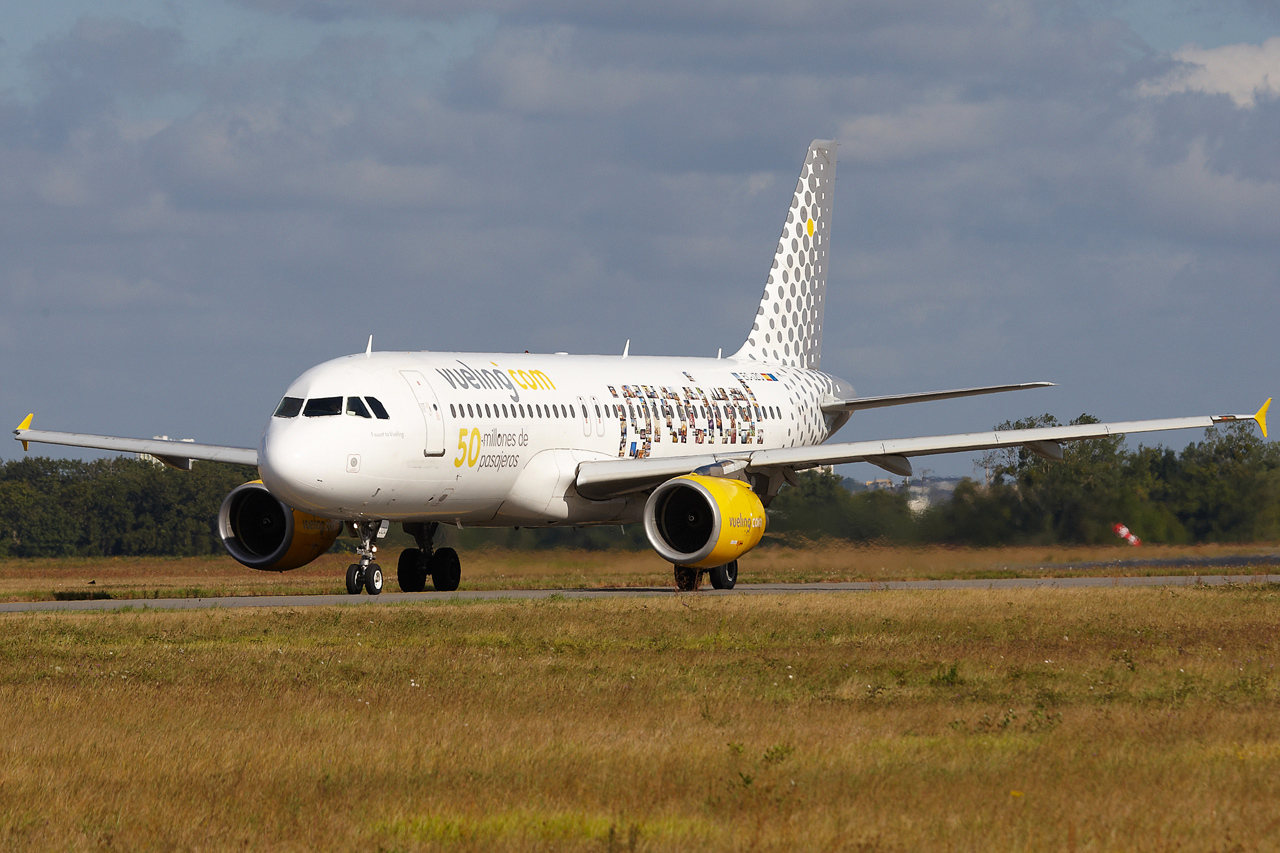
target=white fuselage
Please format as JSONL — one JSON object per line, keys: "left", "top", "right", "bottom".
{"left": 259, "top": 351, "right": 853, "bottom": 526}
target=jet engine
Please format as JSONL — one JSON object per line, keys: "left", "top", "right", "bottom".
{"left": 643, "top": 474, "right": 766, "bottom": 569}
{"left": 219, "top": 481, "right": 343, "bottom": 571}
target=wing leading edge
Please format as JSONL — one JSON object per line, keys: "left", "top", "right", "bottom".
{"left": 14, "top": 415, "right": 258, "bottom": 470}
{"left": 575, "top": 400, "right": 1271, "bottom": 499}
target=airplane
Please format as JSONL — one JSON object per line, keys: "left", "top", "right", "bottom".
{"left": 12, "top": 140, "right": 1271, "bottom": 594}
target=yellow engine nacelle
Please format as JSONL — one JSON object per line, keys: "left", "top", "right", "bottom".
{"left": 643, "top": 474, "right": 766, "bottom": 569}
{"left": 218, "top": 481, "right": 343, "bottom": 571}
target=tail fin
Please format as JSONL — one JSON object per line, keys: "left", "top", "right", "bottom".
{"left": 732, "top": 139, "right": 836, "bottom": 369}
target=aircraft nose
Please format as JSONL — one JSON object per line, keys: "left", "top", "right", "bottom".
{"left": 259, "top": 421, "right": 327, "bottom": 512}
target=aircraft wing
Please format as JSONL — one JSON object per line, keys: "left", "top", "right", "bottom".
{"left": 822, "top": 381, "right": 1055, "bottom": 413}
{"left": 746, "top": 402, "right": 1268, "bottom": 476}
{"left": 13, "top": 415, "right": 258, "bottom": 470}
{"left": 575, "top": 401, "right": 1270, "bottom": 497}
{"left": 576, "top": 454, "right": 745, "bottom": 499}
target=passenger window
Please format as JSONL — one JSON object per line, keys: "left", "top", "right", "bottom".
{"left": 485, "top": 404, "right": 491, "bottom": 418}
{"left": 274, "top": 397, "right": 303, "bottom": 418}
{"left": 366, "top": 397, "right": 390, "bottom": 419}
{"left": 450, "top": 404, "right": 456, "bottom": 417}
{"left": 467, "top": 404, "right": 474, "bottom": 418}
{"left": 303, "top": 396, "right": 342, "bottom": 417}
{"left": 346, "top": 397, "right": 372, "bottom": 418}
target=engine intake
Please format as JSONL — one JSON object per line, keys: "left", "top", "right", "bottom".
{"left": 219, "top": 481, "right": 343, "bottom": 571}
{"left": 643, "top": 474, "right": 766, "bottom": 569}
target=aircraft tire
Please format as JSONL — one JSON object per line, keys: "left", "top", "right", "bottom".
{"left": 709, "top": 560, "right": 738, "bottom": 590}
{"left": 431, "top": 547, "right": 461, "bottom": 592}
{"left": 345, "top": 564, "right": 363, "bottom": 595}
{"left": 674, "top": 564, "right": 700, "bottom": 592}
{"left": 398, "top": 548, "right": 428, "bottom": 592}
{"left": 365, "top": 563, "right": 384, "bottom": 596}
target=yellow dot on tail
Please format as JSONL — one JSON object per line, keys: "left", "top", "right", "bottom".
{"left": 806, "top": 218, "right": 814, "bottom": 237}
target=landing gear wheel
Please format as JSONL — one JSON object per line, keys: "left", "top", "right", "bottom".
{"left": 345, "top": 564, "right": 362, "bottom": 595}
{"left": 397, "top": 548, "right": 428, "bottom": 592}
{"left": 364, "top": 563, "right": 383, "bottom": 596}
{"left": 430, "top": 547, "right": 461, "bottom": 592}
{"left": 709, "top": 560, "right": 738, "bottom": 590}
{"left": 674, "top": 565, "right": 701, "bottom": 592}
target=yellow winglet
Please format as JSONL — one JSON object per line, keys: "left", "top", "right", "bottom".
{"left": 1255, "top": 398, "right": 1271, "bottom": 439}
{"left": 16, "top": 413, "right": 33, "bottom": 451}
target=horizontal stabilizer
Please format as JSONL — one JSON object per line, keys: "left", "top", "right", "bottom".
{"left": 821, "top": 382, "right": 1055, "bottom": 413}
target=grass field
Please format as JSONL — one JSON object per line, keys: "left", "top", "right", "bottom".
{"left": 1, "top": 541, "right": 1277, "bottom": 602}
{"left": 3, "top": 582, "right": 1280, "bottom": 850}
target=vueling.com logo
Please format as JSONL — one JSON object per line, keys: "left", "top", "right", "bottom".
{"left": 434, "top": 360, "right": 556, "bottom": 403}
{"left": 728, "top": 514, "right": 763, "bottom": 530}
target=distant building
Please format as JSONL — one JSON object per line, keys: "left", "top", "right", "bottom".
{"left": 138, "top": 436, "right": 195, "bottom": 467}
{"left": 905, "top": 476, "right": 964, "bottom": 513}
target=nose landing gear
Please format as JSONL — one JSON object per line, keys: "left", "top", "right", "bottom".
{"left": 345, "top": 520, "right": 385, "bottom": 595}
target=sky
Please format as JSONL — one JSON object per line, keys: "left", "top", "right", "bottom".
{"left": 2, "top": 0, "right": 1278, "bottom": 482}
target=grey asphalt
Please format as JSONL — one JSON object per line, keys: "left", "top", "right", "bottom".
{"left": 2, "top": 574, "right": 1277, "bottom": 613}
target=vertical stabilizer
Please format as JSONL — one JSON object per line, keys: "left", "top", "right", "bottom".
{"left": 732, "top": 139, "right": 835, "bottom": 368}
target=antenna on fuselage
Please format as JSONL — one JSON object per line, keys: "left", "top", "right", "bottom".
{"left": 717, "top": 347, "right": 722, "bottom": 359}
{"left": 365, "top": 335, "right": 373, "bottom": 357}
{"left": 622, "top": 339, "right": 630, "bottom": 358}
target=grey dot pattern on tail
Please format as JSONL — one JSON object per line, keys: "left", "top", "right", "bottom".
{"left": 735, "top": 140, "right": 835, "bottom": 370}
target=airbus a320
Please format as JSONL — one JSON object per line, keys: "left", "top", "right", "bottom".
{"left": 14, "top": 141, "right": 1270, "bottom": 593}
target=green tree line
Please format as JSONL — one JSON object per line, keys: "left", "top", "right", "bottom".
{"left": 1, "top": 419, "right": 1274, "bottom": 558}
{"left": 0, "top": 457, "right": 258, "bottom": 558}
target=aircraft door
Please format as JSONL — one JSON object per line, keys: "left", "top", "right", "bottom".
{"left": 576, "top": 396, "right": 591, "bottom": 437}
{"left": 400, "top": 370, "right": 446, "bottom": 457}
{"left": 590, "top": 395, "right": 605, "bottom": 436}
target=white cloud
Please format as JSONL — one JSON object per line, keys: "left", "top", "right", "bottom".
{"left": 1139, "top": 37, "right": 1280, "bottom": 107}
{"left": 837, "top": 100, "right": 1005, "bottom": 164}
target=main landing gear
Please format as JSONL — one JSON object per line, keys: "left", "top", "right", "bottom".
{"left": 673, "top": 560, "right": 738, "bottom": 592}
{"left": 345, "top": 520, "right": 385, "bottom": 595}
{"left": 398, "top": 522, "right": 462, "bottom": 592}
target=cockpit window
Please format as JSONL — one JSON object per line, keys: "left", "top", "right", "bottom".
{"left": 346, "top": 397, "right": 372, "bottom": 418}
{"left": 273, "top": 396, "right": 303, "bottom": 418}
{"left": 303, "top": 396, "right": 343, "bottom": 417}
{"left": 366, "top": 397, "right": 390, "bottom": 419}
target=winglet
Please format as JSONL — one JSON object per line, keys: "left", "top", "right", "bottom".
{"left": 1256, "top": 398, "right": 1271, "bottom": 439}
{"left": 15, "top": 413, "right": 33, "bottom": 451}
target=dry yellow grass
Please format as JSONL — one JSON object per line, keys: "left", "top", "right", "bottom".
{"left": 0, "top": 541, "right": 1276, "bottom": 602}
{"left": 2, "top": 583, "right": 1279, "bottom": 850}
